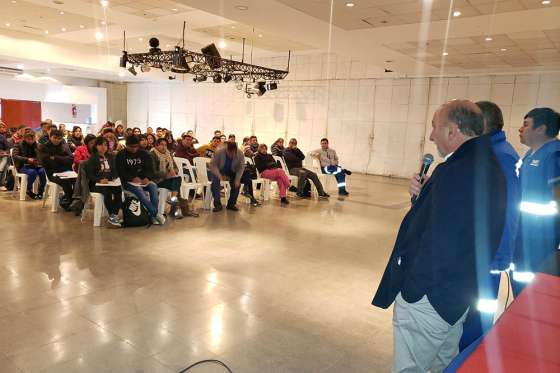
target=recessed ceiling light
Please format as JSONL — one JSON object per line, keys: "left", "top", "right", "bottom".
{"left": 453, "top": 10, "right": 461, "bottom": 17}
{"left": 16, "top": 64, "right": 24, "bottom": 69}
{"left": 345, "top": 2, "right": 355, "bottom": 7}
{"left": 5, "top": 23, "right": 10, "bottom": 27}
{"left": 45, "top": 30, "right": 49, "bottom": 34}
{"left": 100, "top": 0, "right": 109, "bottom": 7}
{"left": 101, "top": 21, "right": 106, "bottom": 25}
{"left": 442, "top": 52, "right": 449, "bottom": 56}
{"left": 500, "top": 48, "right": 507, "bottom": 51}
{"left": 61, "top": 27, "right": 66, "bottom": 31}
{"left": 485, "top": 36, "right": 493, "bottom": 41}
{"left": 218, "top": 40, "right": 227, "bottom": 48}
{"left": 231, "top": 25, "right": 236, "bottom": 29}
{"left": 79, "top": 24, "right": 84, "bottom": 29}
{"left": 172, "top": 8, "right": 178, "bottom": 11}
{"left": 10, "top": 0, "right": 16, "bottom": 3}
{"left": 138, "top": 37, "right": 143, "bottom": 41}
{"left": 541, "top": 0, "right": 551, "bottom": 4}
{"left": 95, "top": 31, "right": 104, "bottom": 40}
{"left": 258, "top": 34, "right": 263, "bottom": 38}
{"left": 235, "top": 5, "right": 248, "bottom": 10}
{"left": 59, "top": 11, "right": 64, "bottom": 15}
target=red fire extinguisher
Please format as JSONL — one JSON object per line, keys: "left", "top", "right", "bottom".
{"left": 72, "top": 104, "right": 77, "bottom": 118}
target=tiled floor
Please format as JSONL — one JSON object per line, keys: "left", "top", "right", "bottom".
{"left": 0, "top": 174, "right": 412, "bottom": 373}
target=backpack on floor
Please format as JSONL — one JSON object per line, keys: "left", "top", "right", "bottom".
{"left": 122, "top": 195, "right": 151, "bottom": 228}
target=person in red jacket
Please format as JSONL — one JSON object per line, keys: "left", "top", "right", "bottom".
{"left": 73, "top": 134, "right": 96, "bottom": 171}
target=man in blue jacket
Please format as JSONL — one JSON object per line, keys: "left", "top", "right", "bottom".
{"left": 373, "top": 100, "right": 507, "bottom": 373}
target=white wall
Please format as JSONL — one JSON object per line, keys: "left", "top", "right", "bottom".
{"left": 0, "top": 75, "right": 107, "bottom": 133}
{"left": 126, "top": 54, "right": 560, "bottom": 178}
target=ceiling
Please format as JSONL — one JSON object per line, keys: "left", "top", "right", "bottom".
{"left": 0, "top": 0, "right": 558, "bottom": 81}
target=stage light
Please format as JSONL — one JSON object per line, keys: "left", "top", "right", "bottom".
{"left": 140, "top": 64, "right": 151, "bottom": 73}
{"left": 128, "top": 66, "right": 137, "bottom": 76}
{"left": 256, "top": 82, "right": 266, "bottom": 96}
{"left": 149, "top": 38, "right": 161, "bottom": 54}
{"left": 266, "top": 82, "right": 278, "bottom": 91}
{"left": 201, "top": 43, "right": 222, "bottom": 69}
{"left": 213, "top": 74, "right": 222, "bottom": 83}
{"left": 172, "top": 46, "right": 190, "bottom": 73}
{"left": 119, "top": 51, "right": 128, "bottom": 68}
{"left": 223, "top": 74, "right": 232, "bottom": 83}
{"left": 194, "top": 75, "right": 207, "bottom": 82}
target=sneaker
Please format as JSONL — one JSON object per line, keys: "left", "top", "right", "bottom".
{"left": 280, "top": 197, "right": 289, "bottom": 205}
{"left": 250, "top": 198, "right": 260, "bottom": 207}
{"left": 213, "top": 205, "right": 223, "bottom": 212}
{"left": 155, "top": 214, "right": 166, "bottom": 225}
{"left": 288, "top": 186, "right": 298, "bottom": 193}
{"left": 35, "top": 193, "right": 44, "bottom": 200}
{"left": 108, "top": 214, "right": 122, "bottom": 227}
{"left": 296, "top": 192, "right": 311, "bottom": 199}
{"left": 318, "top": 193, "right": 330, "bottom": 199}
{"left": 26, "top": 191, "right": 37, "bottom": 200}
{"left": 0, "top": 186, "right": 8, "bottom": 191}
{"left": 226, "top": 205, "right": 239, "bottom": 212}
{"left": 339, "top": 190, "right": 350, "bottom": 196}
{"left": 151, "top": 217, "right": 161, "bottom": 225}
{"left": 186, "top": 210, "right": 200, "bottom": 218}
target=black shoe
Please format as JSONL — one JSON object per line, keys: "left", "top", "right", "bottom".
{"left": 318, "top": 192, "right": 330, "bottom": 199}
{"left": 213, "top": 205, "right": 223, "bottom": 212}
{"left": 344, "top": 169, "right": 352, "bottom": 176}
{"left": 70, "top": 200, "right": 84, "bottom": 216}
{"left": 296, "top": 192, "right": 311, "bottom": 199}
{"left": 280, "top": 197, "right": 289, "bottom": 205}
{"left": 35, "top": 193, "right": 43, "bottom": 200}
{"left": 226, "top": 205, "right": 239, "bottom": 211}
{"left": 250, "top": 198, "right": 260, "bottom": 207}
{"left": 288, "top": 186, "right": 298, "bottom": 193}
{"left": 26, "top": 191, "right": 36, "bottom": 200}
{"left": 339, "top": 190, "right": 350, "bottom": 196}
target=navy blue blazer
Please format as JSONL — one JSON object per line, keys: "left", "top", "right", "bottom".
{"left": 372, "top": 135, "right": 507, "bottom": 325}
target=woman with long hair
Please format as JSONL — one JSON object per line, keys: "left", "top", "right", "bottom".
{"left": 69, "top": 126, "right": 84, "bottom": 152}
{"left": 115, "top": 124, "right": 125, "bottom": 141}
{"left": 73, "top": 134, "right": 96, "bottom": 171}
{"left": 271, "top": 138, "right": 285, "bottom": 156}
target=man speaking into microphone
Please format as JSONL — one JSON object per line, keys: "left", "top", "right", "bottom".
{"left": 371, "top": 100, "right": 507, "bottom": 373}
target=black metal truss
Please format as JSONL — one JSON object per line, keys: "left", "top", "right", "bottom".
{"left": 126, "top": 49, "right": 289, "bottom": 82}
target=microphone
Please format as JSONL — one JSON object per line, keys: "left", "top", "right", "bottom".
{"left": 411, "top": 153, "right": 434, "bottom": 204}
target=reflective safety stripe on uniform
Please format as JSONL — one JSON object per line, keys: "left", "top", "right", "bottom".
{"left": 324, "top": 166, "right": 342, "bottom": 175}
{"left": 512, "top": 271, "right": 535, "bottom": 283}
{"left": 477, "top": 298, "right": 498, "bottom": 314}
{"left": 519, "top": 201, "right": 558, "bottom": 216}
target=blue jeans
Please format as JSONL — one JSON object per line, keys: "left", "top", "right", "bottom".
{"left": 124, "top": 181, "right": 159, "bottom": 217}
{"left": 19, "top": 166, "right": 46, "bottom": 193}
{"left": 322, "top": 165, "right": 346, "bottom": 191}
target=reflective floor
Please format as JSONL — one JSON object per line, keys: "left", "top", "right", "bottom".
{"left": 0, "top": 175, "right": 411, "bottom": 373}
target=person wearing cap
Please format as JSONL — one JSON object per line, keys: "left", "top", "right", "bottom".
{"left": 115, "top": 135, "right": 165, "bottom": 225}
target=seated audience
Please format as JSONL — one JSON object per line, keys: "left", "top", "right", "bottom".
{"left": 186, "top": 130, "right": 199, "bottom": 144}
{"left": 271, "top": 138, "right": 285, "bottom": 156}
{"left": 101, "top": 128, "right": 120, "bottom": 154}
{"left": 209, "top": 141, "right": 259, "bottom": 211}
{"left": 0, "top": 122, "right": 9, "bottom": 188}
{"left": 146, "top": 127, "right": 154, "bottom": 135}
{"left": 73, "top": 134, "right": 96, "bottom": 171}
{"left": 38, "top": 129, "right": 75, "bottom": 208}
{"left": 165, "top": 132, "right": 177, "bottom": 152}
{"left": 37, "top": 121, "right": 52, "bottom": 145}
{"left": 68, "top": 126, "right": 84, "bottom": 152}
{"left": 125, "top": 128, "right": 133, "bottom": 137}
{"left": 138, "top": 134, "right": 149, "bottom": 151}
{"left": 198, "top": 136, "right": 221, "bottom": 158}
{"left": 59, "top": 123, "right": 69, "bottom": 140}
{"left": 254, "top": 144, "right": 291, "bottom": 205}
{"left": 214, "top": 130, "right": 223, "bottom": 137}
{"left": 85, "top": 137, "right": 123, "bottom": 227}
{"left": 151, "top": 138, "right": 199, "bottom": 218}
{"left": 156, "top": 127, "right": 164, "bottom": 138}
{"left": 175, "top": 134, "right": 199, "bottom": 163}
{"left": 310, "top": 138, "right": 350, "bottom": 196}
{"left": 220, "top": 134, "right": 227, "bottom": 143}
{"left": 146, "top": 133, "right": 156, "bottom": 151}
{"left": 132, "top": 127, "right": 142, "bottom": 136}
{"left": 13, "top": 132, "right": 47, "bottom": 199}
{"left": 115, "top": 124, "right": 126, "bottom": 141}
{"left": 116, "top": 135, "right": 165, "bottom": 225}
{"left": 9, "top": 125, "right": 26, "bottom": 147}
{"left": 284, "top": 138, "right": 329, "bottom": 199}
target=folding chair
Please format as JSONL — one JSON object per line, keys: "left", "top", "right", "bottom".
{"left": 193, "top": 157, "right": 230, "bottom": 210}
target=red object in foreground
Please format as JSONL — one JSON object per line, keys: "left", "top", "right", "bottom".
{"left": 0, "top": 99, "right": 42, "bottom": 129}
{"left": 458, "top": 273, "right": 560, "bottom": 373}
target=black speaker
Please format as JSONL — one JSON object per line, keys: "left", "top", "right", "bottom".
{"left": 201, "top": 43, "right": 222, "bottom": 69}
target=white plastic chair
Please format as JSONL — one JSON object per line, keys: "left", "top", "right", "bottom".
{"left": 9, "top": 148, "right": 29, "bottom": 201}
{"left": 306, "top": 152, "right": 334, "bottom": 192}
{"left": 90, "top": 192, "right": 107, "bottom": 227}
{"left": 273, "top": 155, "right": 298, "bottom": 190}
{"left": 245, "top": 157, "right": 267, "bottom": 202}
{"left": 174, "top": 157, "right": 201, "bottom": 201}
{"left": 193, "top": 157, "right": 230, "bottom": 209}
{"left": 158, "top": 188, "right": 170, "bottom": 216}
{"left": 42, "top": 175, "right": 61, "bottom": 212}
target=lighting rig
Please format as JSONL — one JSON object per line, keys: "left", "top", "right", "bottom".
{"left": 119, "top": 22, "right": 290, "bottom": 97}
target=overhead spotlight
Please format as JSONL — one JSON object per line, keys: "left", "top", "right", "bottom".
{"left": 266, "top": 82, "right": 278, "bottom": 91}
{"left": 161, "top": 64, "right": 170, "bottom": 72}
{"left": 119, "top": 51, "right": 128, "bottom": 68}
{"left": 542, "top": 0, "right": 551, "bottom": 4}
{"left": 201, "top": 43, "right": 222, "bottom": 69}
{"left": 194, "top": 75, "right": 207, "bottom": 82}
{"left": 345, "top": 2, "right": 355, "bottom": 7}
{"left": 100, "top": 0, "right": 109, "bottom": 7}
{"left": 442, "top": 52, "right": 449, "bottom": 56}
{"left": 213, "top": 74, "right": 222, "bottom": 83}
{"left": 128, "top": 66, "right": 137, "bottom": 76}
{"left": 149, "top": 37, "right": 161, "bottom": 53}
{"left": 140, "top": 64, "right": 151, "bottom": 73}
{"left": 384, "top": 68, "right": 393, "bottom": 73}
{"left": 95, "top": 31, "right": 104, "bottom": 41}
{"left": 168, "top": 75, "right": 176, "bottom": 80}
{"left": 223, "top": 74, "right": 232, "bottom": 83}
{"left": 171, "top": 46, "right": 190, "bottom": 73}
{"left": 485, "top": 36, "right": 493, "bottom": 41}
{"left": 256, "top": 81, "right": 266, "bottom": 96}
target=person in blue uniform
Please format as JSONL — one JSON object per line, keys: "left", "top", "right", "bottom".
{"left": 457, "top": 101, "right": 521, "bottom": 351}
{"left": 512, "top": 107, "right": 560, "bottom": 296}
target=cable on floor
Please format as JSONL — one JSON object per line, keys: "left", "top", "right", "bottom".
{"left": 179, "top": 359, "right": 234, "bottom": 373}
